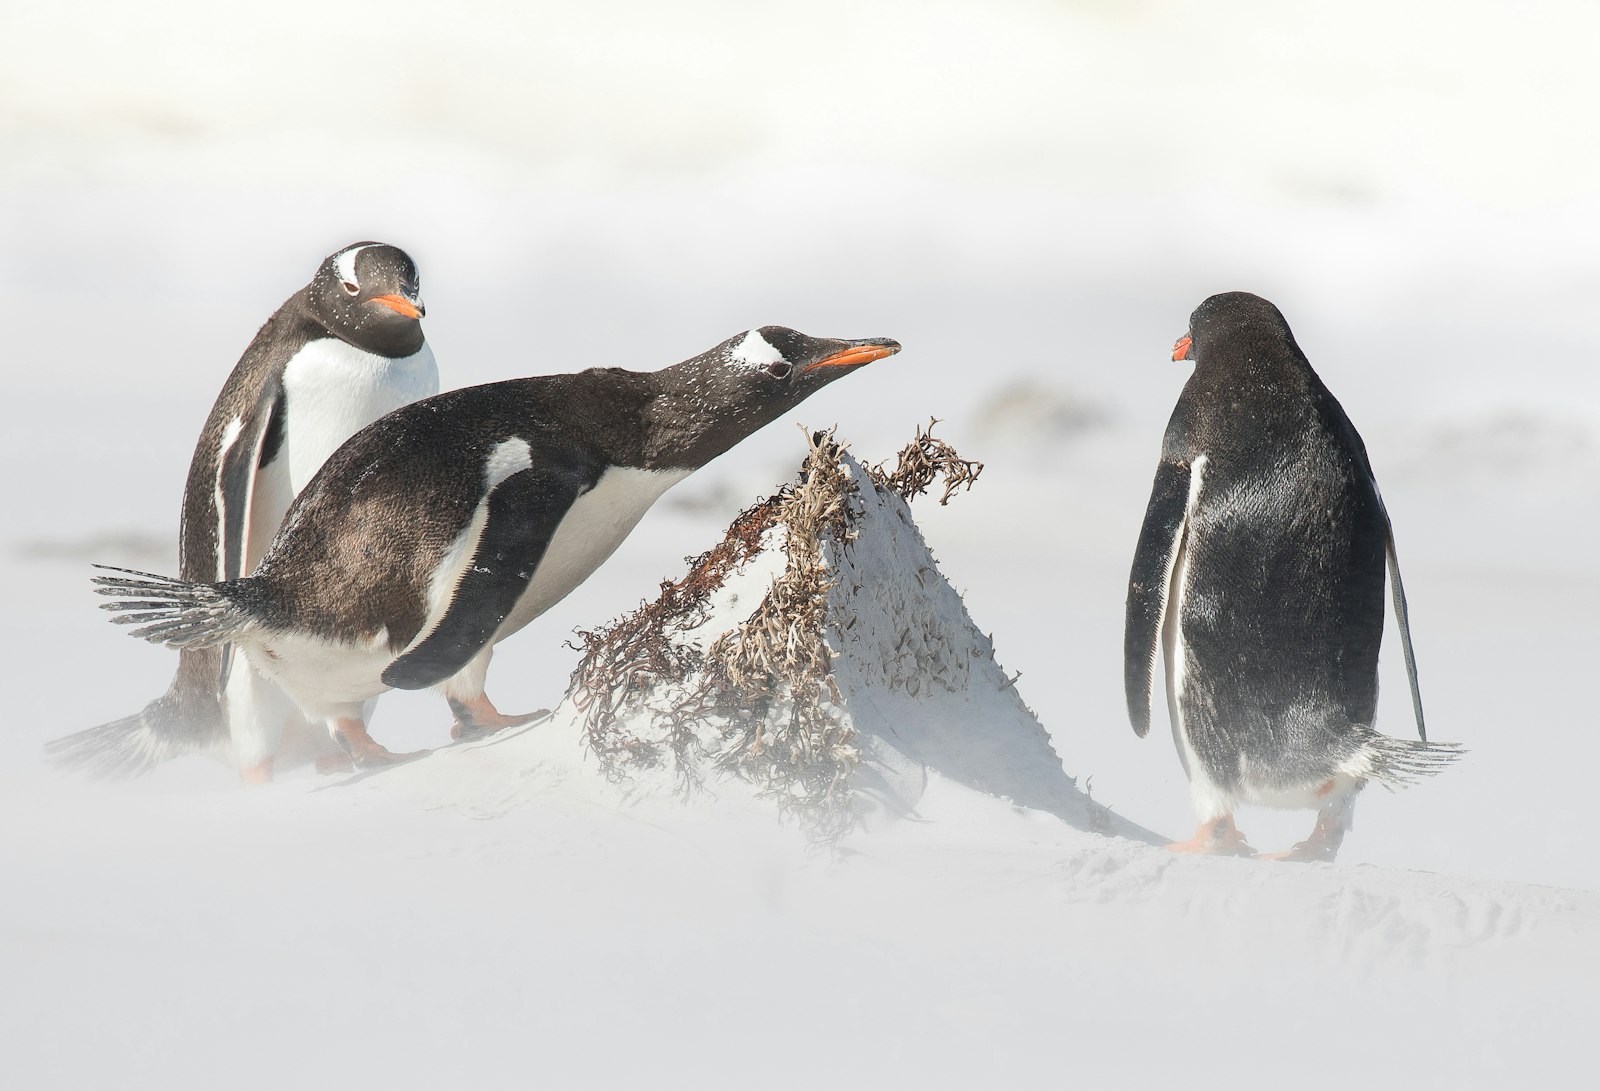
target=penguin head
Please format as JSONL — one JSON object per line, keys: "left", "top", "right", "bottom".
{"left": 1175, "top": 292, "right": 1299, "bottom": 365}
{"left": 306, "top": 242, "right": 427, "bottom": 357}
{"left": 651, "top": 327, "right": 899, "bottom": 467}
{"left": 707, "top": 325, "right": 900, "bottom": 412}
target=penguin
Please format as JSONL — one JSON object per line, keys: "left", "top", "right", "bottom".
{"left": 1123, "top": 292, "right": 1460, "bottom": 862}
{"left": 50, "top": 242, "right": 538, "bottom": 782}
{"left": 91, "top": 326, "right": 900, "bottom": 768}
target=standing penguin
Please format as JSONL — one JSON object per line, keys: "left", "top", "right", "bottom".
{"left": 91, "top": 327, "right": 899, "bottom": 768}
{"left": 49, "top": 242, "right": 533, "bottom": 782}
{"left": 1124, "top": 292, "right": 1459, "bottom": 861}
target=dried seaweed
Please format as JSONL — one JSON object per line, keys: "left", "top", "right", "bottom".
{"left": 867, "top": 418, "right": 984, "bottom": 505}
{"left": 701, "top": 428, "right": 859, "bottom": 836}
{"left": 568, "top": 495, "right": 784, "bottom": 783}
{"left": 566, "top": 424, "right": 981, "bottom": 839}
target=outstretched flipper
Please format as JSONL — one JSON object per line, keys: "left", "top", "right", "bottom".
{"left": 1124, "top": 457, "right": 1193, "bottom": 737}
{"left": 382, "top": 467, "right": 584, "bottom": 692}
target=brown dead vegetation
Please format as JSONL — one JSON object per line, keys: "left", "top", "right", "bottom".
{"left": 567, "top": 424, "right": 981, "bottom": 837}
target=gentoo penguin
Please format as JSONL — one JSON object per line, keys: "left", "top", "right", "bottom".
{"left": 1123, "top": 292, "right": 1459, "bottom": 862}
{"left": 50, "top": 243, "right": 532, "bottom": 781}
{"left": 91, "top": 326, "right": 900, "bottom": 768}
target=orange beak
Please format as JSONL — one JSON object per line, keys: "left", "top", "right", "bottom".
{"left": 802, "top": 342, "right": 901, "bottom": 372}
{"left": 371, "top": 293, "right": 423, "bottom": 320}
{"left": 1171, "top": 334, "right": 1192, "bottom": 362}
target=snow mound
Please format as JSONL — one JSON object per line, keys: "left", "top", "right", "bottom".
{"left": 563, "top": 425, "right": 1154, "bottom": 842}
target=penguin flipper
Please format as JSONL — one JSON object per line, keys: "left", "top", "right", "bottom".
{"left": 216, "top": 385, "right": 284, "bottom": 583}
{"left": 1375, "top": 490, "right": 1427, "bottom": 742}
{"left": 381, "top": 467, "right": 584, "bottom": 692}
{"left": 214, "top": 385, "right": 284, "bottom": 690}
{"left": 1124, "top": 458, "right": 1192, "bottom": 738}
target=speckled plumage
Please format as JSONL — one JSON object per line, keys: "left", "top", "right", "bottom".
{"left": 93, "top": 327, "right": 900, "bottom": 763}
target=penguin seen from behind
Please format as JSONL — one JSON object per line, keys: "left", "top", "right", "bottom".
{"left": 1124, "top": 291, "right": 1461, "bottom": 861}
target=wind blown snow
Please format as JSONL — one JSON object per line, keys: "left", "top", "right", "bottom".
{"left": 3, "top": 3, "right": 1598, "bottom": 1088}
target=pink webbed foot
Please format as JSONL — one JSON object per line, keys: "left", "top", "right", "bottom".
{"left": 332, "top": 718, "right": 426, "bottom": 769}
{"left": 1166, "top": 814, "right": 1256, "bottom": 857}
{"left": 447, "top": 693, "right": 550, "bottom": 741}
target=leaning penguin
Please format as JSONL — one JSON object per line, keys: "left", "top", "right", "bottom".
{"left": 1124, "top": 292, "right": 1460, "bottom": 861}
{"left": 92, "top": 327, "right": 899, "bottom": 768}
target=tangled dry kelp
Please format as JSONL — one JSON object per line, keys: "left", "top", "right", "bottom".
{"left": 567, "top": 425, "right": 982, "bottom": 837}
{"left": 867, "top": 418, "right": 984, "bottom": 505}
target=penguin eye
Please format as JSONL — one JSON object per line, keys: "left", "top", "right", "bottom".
{"left": 340, "top": 279, "right": 360, "bottom": 297}
{"left": 765, "top": 361, "right": 792, "bottom": 379}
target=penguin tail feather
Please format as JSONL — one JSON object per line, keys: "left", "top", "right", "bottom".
{"left": 91, "top": 565, "right": 253, "bottom": 650}
{"left": 44, "top": 708, "right": 206, "bottom": 779}
{"left": 1353, "top": 728, "right": 1465, "bottom": 790}
{"left": 45, "top": 653, "right": 230, "bottom": 779}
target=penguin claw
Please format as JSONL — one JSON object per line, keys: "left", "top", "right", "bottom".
{"left": 447, "top": 695, "right": 551, "bottom": 741}
{"left": 450, "top": 709, "right": 551, "bottom": 741}
{"left": 349, "top": 745, "right": 428, "bottom": 769}
{"left": 1257, "top": 830, "right": 1346, "bottom": 863}
{"left": 332, "top": 718, "right": 426, "bottom": 769}
{"left": 1257, "top": 805, "right": 1349, "bottom": 862}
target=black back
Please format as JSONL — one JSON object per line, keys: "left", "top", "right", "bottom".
{"left": 1147, "top": 293, "right": 1389, "bottom": 786}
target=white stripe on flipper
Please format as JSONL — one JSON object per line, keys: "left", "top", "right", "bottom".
{"left": 213, "top": 415, "right": 244, "bottom": 578}
{"left": 1142, "top": 468, "right": 1192, "bottom": 731}
{"left": 410, "top": 504, "right": 491, "bottom": 658}
{"left": 1163, "top": 454, "right": 1231, "bottom": 820}
{"left": 483, "top": 437, "right": 533, "bottom": 489}
{"left": 401, "top": 437, "right": 539, "bottom": 662}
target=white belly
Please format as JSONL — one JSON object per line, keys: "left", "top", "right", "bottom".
{"left": 242, "top": 338, "right": 437, "bottom": 572}
{"left": 279, "top": 337, "right": 439, "bottom": 495}
{"left": 243, "top": 628, "right": 396, "bottom": 721}
{"left": 496, "top": 465, "right": 691, "bottom": 641}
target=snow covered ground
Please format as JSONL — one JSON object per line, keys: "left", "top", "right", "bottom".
{"left": 3, "top": 1, "right": 1598, "bottom": 1087}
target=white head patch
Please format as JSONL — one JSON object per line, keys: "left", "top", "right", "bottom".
{"left": 333, "top": 244, "right": 376, "bottom": 289}
{"left": 727, "top": 329, "right": 785, "bottom": 368}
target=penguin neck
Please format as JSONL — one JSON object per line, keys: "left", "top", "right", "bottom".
{"left": 1192, "top": 341, "right": 1315, "bottom": 397}
{"left": 633, "top": 358, "right": 789, "bottom": 473}
{"left": 291, "top": 288, "right": 426, "bottom": 359}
